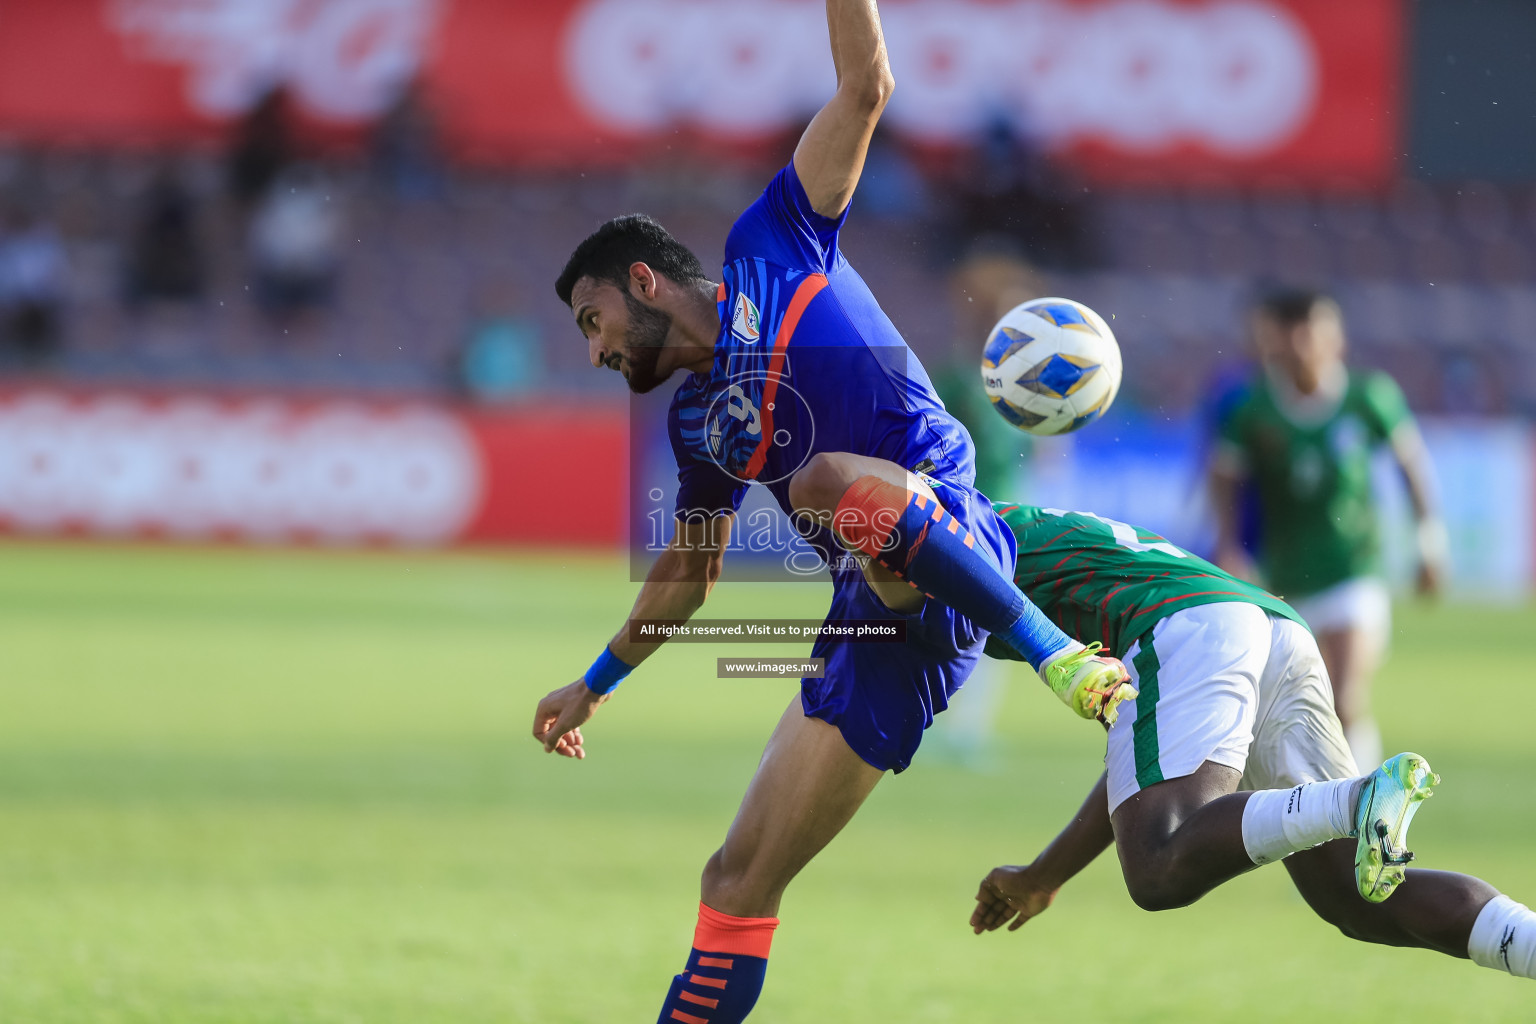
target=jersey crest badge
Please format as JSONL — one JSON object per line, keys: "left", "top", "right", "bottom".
{"left": 732, "top": 293, "right": 761, "bottom": 343}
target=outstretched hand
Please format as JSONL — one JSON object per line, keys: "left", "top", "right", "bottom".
{"left": 971, "top": 864, "right": 1059, "bottom": 934}
{"left": 532, "top": 680, "right": 608, "bottom": 758}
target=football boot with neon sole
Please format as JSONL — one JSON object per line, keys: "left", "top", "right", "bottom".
{"left": 1043, "top": 643, "right": 1137, "bottom": 726}
{"left": 1355, "top": 751, "right": 1440, "bottom": 903}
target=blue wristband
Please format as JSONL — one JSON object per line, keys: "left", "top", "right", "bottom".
{"left": 583, "top": 646, "right": 634, "bottom": 695}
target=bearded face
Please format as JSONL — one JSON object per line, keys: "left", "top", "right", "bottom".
{"left": 615, "top": 289, "right": 674, "bottom": 394}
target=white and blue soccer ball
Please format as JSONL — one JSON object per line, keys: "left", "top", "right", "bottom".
{"left": 980, "top": 297, "right": 1122, "bottom": 436}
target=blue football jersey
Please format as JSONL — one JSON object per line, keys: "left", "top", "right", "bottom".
{"left": 667, "top": 162, "right": 997, "bottom": 567}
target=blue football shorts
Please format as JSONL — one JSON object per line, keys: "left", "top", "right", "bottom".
{"left": 799, "top": 474, "right": 1016, "bottom": 772}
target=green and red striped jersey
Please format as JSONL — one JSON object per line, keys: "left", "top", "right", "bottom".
{"left": 986, "top": 502, "right": 1304, "bottom": 662}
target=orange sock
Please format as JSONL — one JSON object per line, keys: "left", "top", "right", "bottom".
{"left": 656, "top": 902, "right": 778, "bottom": 1023}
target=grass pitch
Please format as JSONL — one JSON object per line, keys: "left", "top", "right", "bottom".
{"left": 0, "top": 542, "right": 1532, "bottom": 1022}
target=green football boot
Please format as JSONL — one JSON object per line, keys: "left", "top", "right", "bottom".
{"left": 1355, "top": 752, "right": 1441, "bottom": 903}
{"left": 1042, "top": 643, "right": 1137, "bottom": 726}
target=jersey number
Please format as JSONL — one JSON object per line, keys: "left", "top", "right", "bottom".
{"left": 1042, "top": 509, "right": 1186, "bottom": 558}
{"left": 725, "top": 385, "right": 762, "bottom": 436}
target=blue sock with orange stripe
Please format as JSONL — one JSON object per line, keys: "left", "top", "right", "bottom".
{"left": 832, "top": 476, "right": 1075, "bottom": 670}
{"left": 656, "top": 903, "right": 777, "bottom": 1024}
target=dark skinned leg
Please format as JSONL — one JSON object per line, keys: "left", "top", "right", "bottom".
{"left": 1284, "top": 838, "right": 1499, "bottom": 957}
{"left": 1110, "top": 760, "right": 1261, "bottom": 912}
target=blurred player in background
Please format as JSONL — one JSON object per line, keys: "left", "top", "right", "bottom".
{"left": 970, "top": 503, "right": 1536, "bottom": 986}
{"left": 531, "top": 2, "right": 1134, "bottom": 1020}
{"left": 927, "top": 247, "right": 1043, "bottom": 767}
{"left": 1208, "top": 288, "right": 1446, "bottom": 769}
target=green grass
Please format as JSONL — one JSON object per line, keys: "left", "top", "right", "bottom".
{"left": 0, "top": 542, "right": 1533, "bottom": 1022}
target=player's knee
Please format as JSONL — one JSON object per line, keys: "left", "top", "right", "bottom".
{"left": 1124, "top": 871, "right": 1200, "bottom": 913}
{"left": 788, "top": 451, "right": 851, "bottom": 515}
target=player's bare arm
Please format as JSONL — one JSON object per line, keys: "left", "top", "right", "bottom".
{"left": 971, "top": 774, "right": 1115, "bottom": 934}
{"left": 531, "top": 514, "right": 731, "bottom": 757}
{"left": 792, "top": 0, "right": 895, "bottom": 218}
{"left": 1389, "top": 426, "right": 1447, "bottom": 596}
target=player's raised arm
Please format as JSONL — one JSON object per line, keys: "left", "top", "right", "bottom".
{"left": 792, "top": 0, "right": 896, "bottom": 218}
{"left": 531, "top": 515, "right": 731, "bottom": 758}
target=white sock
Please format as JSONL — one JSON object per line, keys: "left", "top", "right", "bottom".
{"left": 1469, "top": 895, "right": 1536, "bottom": 980}
{"left": 1345, "top": 718, "right": 1383, "bottom": 774}
{"left": 1241, "top": 778, "right": 1361, "bottom": 866}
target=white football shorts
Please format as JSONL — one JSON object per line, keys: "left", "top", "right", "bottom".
{"left": 1105, "top": 602, "right": 1358, "bottom": 814}
{"left": 1287, "top": 575, "right": 1392, "bottom": 638}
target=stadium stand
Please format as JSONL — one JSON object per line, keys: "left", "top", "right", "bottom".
{"left": 0, "top": 146, "right": 1531, "bottom": 417}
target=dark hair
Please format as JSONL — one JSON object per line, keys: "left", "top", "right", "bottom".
{"left": 555, "top": 214, "right": 707, "bottom": 306}
{"left": 1254, "top": 286, "right": 1338, "bottom": 327}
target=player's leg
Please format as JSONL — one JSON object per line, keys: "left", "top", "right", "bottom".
{"left": 1316, "top": 624, "right": 1384, "bottom": 768}
{"left": 787, "top": 451, "right": 1133, "bottom": 721}
{"left": 1286, "top": 839, "right": 1536, "bottom": 980}
{"left": 655, "top": 697, "right": 884, "bottom": 1023}
{"left": 1105, "top": 605, "right": 1365, "bottom": 910}
{"left": 1109, "top": 761, "right": 1256, "bottom": 909}
{"left": 788, "top": 451, "right": 1070, "bottom": 666}
{"left": 1296, "top": 578, "right": 1390, "bottom": 770}
{"left": 1249, "top": 618, "right": 1536, "bottom": 981}
{"left": 701, "top": 698, "right": 883, "bottom": 917}
{"left": 1283, "top": 840, "right": 1496, "bottom": 955}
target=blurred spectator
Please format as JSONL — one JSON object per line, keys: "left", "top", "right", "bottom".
{"left": 248, "top": 165, "right": 343, "bottom": 322}
{"left": 852, "top": 126, "right": 932, "bottom": 222}
{"left": 124, "top": 163, "right": 205, "bottom": 308}
{"left": 1196, "top": 305, "right": 1266, "bottom": 562}
{"left": 372, "top": 80, "right": 445, "bottom": 202}
{"left": 227, "top": 88, "right": 294, "bottom": 208}
{"left": 931, "top": 244, "right": 1045, "bottom": 502}
{"left": 1207, "top": 286, "right": 1446, "bottom": 771}
{"left": 946, "top": 118, "right": 1096, "bottom": 270}
{"left": 0, "top": 203, "right": 68, "bottom": 363}
{"left": 1438, "top": 349, "right": 1502, "bottom": 415}
{"left": 457, "top": 280, "right": 541, "bottom": 401}
{"left": 925, "top": 245, "right": 1043, "bottom": 768}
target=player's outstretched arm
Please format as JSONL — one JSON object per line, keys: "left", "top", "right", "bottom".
{"left": 531, "top": 515, "right": 731, "bottom": 758}
{"left": 971, "top": 774, "right": 1115, "bottom": 934}
{"left": 792, "top": 0, "right": 895, "bottom": 218}
{"left": 1389, "top": 427, "right": 1447, "bottom": 596}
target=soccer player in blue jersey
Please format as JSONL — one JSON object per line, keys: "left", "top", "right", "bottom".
{"left": 529, "top": 3, "right": 1134, "bottom": 1020}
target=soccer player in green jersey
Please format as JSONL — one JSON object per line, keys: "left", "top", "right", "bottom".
{"left": 968, "top": 504, "right": 1534, "bottom": 983}
{"left": 1208, "top": 288, "right": 1447, "bottom": 770}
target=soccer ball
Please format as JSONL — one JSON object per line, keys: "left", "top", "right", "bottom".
{"left": 980, "top": 297, "right": 1122, "bottom": 436}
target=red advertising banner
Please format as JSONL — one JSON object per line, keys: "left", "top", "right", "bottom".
{"left": 0, "top": 390, "right": 627, "bottom": 547}
{"left": 0, "top": 0, "right": 1401, "bottom": 186}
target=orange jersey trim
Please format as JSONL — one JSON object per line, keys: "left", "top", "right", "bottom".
{"left": 741, "top": 274, "right": 829, "bottom": 481}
